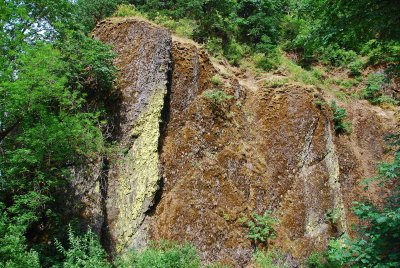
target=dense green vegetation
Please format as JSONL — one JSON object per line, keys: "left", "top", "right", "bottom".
{"left": 0, "top": 0, "right": 116, "bottom": 266}
{"left": 1, "top": 0, "right": 399, "bottom": 267}
{"left": 127, "top": 0, "right": 399, "bottom": 73}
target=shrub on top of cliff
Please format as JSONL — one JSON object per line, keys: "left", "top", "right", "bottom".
{"left": 361, "top": 40, "right": 400, "bottom": 77}
{"left": 203, "top": 90, "right": 234, "bottom": 111}
{"left": 330, "top": 101, "right": 352, "bottom": 135}
{"left": 115, "top": 240, "right": 201, "bottom": 268}
{"left": 305, "top": 252, "right": 327, "bottom": 268}
{"left": 154, "top": 16, "right": 198, "bottom": 39}
{"left": 251, "top": 51, "right": 281, "bottom": 71}
{"left": 319, "top": 44, "right": 359, "bottom": 69}
{"left": 75, "top": 0, "right": 127, "bottom": 33}
{"left": 314, "top": 97, "right": 326, "bottom": 110}
{"left": 247, "top": 211, "right": 278, "bottom": 250}
{"left": 113, "top": 4, "right": 144, "bottom": 18}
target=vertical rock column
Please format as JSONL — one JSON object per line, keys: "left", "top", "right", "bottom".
{"left": 93, "top": 18, "right": 172, "bottom": 252}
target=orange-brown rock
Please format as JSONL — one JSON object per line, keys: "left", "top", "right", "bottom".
{"left": 80, "top": 17, "right": 397, "bottom": 267}
{"left": 150, "top": 54, "right": 397, "bottom": 266}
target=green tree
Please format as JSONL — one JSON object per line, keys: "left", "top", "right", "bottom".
{"left": 0, "top": 0, "right": 116, "bottom": 266}
{"left": 74, "top": 0, "right": 127, "bottom": 33}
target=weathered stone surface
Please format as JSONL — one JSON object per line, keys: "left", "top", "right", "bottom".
{"left": 82, "top": 17, "right": 397, "bottom": 267}
{"left": 149, "top": 45, "right": 397, "bottom": 266}
{"left": 93, "top": 17, "right": 171, "bottom": 252}
{"left": 68, "top": 158, "right": 104, "bottom": 234}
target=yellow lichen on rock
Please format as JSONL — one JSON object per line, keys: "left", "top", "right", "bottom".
{"left": 114, "top": 87, "right": 165, "bottom": 252}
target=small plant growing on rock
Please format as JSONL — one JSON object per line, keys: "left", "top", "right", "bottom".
{"left": 247, "top": 210, "right": 277, "bottom": 250}
{"left": 203, "top": 89, "right": 233, "bottom": 111}
{"left": 263, "top": 77, "right": 289, "bottom": 88}
{"left": 253, "top": 249, "right": 290, "bottom": 268}
{"left": 326, "top": 208, "right": 341, "bottom": 224}
{"left": 314, "top": 97, "right": 326, "bottom": 110}
{"left": 330, "top": 101, "right": 352, "bottom": 135}
{"left": 210, "top": 74, "right": 223, "bottom": 86}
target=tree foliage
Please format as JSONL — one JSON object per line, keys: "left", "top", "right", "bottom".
{"left": 0, "top": 0, "right": 116, "bottom": 266}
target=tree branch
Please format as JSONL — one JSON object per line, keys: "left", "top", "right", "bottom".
{"left": 0, "top": 120, "right": 20, "bottom": 143}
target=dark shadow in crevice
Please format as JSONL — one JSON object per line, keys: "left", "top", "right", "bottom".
{"left": 146, "top": 53, "right": 174, "bottom": 217}
{"left": 99, "top": 156, "right": 114, "bottom": 254}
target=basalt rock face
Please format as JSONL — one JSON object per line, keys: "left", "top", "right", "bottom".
{"left": 84, "top": 17, "right": 397, "bottom": 266}
{"left": 93, "top": 18, "right": 171, "bottom": 252}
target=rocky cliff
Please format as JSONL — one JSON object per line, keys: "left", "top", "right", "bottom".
{"left": 79, "top": 17, "right": 398, "bottom": 266}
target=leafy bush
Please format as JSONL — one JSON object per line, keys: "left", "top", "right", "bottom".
{"left": 116, "top": 240, "right": 201, "bottom": 268}
{"left": 348, "top": 58, "right": 365, "bottom": 76}
{"left": 224, "top": 39, "right": 248, "bottom": 66}
{"left": 314, "top": 98, "right": 326, "bottom": 110}
{"left": 362, "top": 73, "right": 398, "bottom": 105}
{"left": 311, "top": 68, "right": 325, "bottom": 81}
{"left": 280, "top": 57, "right": 321, "bottom": 87}
{"left": 280, "top": 15, "right": 308, "bottom": 52}
{"left": 205, "top": 37, "right": 224, "bottom": 58}
{"left": 113, "top": 4, "right": 143, "bottom": 18}
{"left": 203, "top": 90, "right": 234, "bottom": 111}
{"left": 154, "top": 16, "right": 198, "bottom": 39}
{"left": 252, "top": 50, "right": 281, "bottom": 71}
{"left": 362, "top": 40, "right": 400, "bottom": 76}
{"left": 330, "top": 101, "right": 352, "bottom": 134}
{"left": 247, "top": 211, "right": 277, "bottom": 247}
{"left": 0, "top": 203, "right": 41, "bottom": 268}
{"left": 55, "top": 227, "right": 111, "bottom": 268}
{"left": 305, "top": 252, "right": 326, "bottom": 268}
{"left": 0, "top": 1, "right": 116, "bottom": 266}
{"left": 210, "top": 75, "right": 223, "bottom": 86}
{"left": 319, "top": 44, "right": 359, "bottom": 68}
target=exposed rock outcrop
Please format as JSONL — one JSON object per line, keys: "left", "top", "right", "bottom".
{"left": 76, "top": 17, "right": 398, "bottom": 266}
{"left": 93, "top": 17, "right": 171, "bottom": 252}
